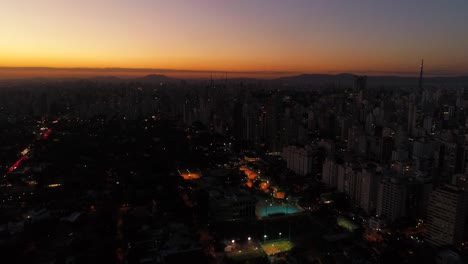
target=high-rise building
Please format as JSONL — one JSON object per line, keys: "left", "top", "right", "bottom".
{"left": 377, "top": 176, "right": 408, "bottom": 222}
{"left": 282, "top": 145, "right": 313, "bottom": 176}
{"left": 232, "top": 99, "right": 243, "bottom": 140}
{"left": 265, "top": 93, "right": 282, "bottom": 152}
{"left": 322, "top": 158, "right": 338, "bottom": 187}
{"left": 343, "top": 163, "right": 361, "bottom": 205}
{"left": 425, "top": 185, "right": 468, "bottom": 246}
{"left": 423, "top": 116, "right": 434, "bottom": 135}
{"left": 360, "top": 166, "right": 383, "bottom": 213}
{"left": 354, "top": 75, "right": 367, "bottom": 105}
{"left": 408, "top": 101, "right": 417, "bottom": 136}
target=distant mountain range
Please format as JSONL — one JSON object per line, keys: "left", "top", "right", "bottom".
{"left": 62, "top": 73, "right": 468, "bottom": 87}
{"left": 1, "top": 73, "right": 468, "bottom": 88}
{"left": 133, "top": 74, "right": 172, "bottom": 83}
{"left": 88, "top": 74, "right": 171, "bottom": 83}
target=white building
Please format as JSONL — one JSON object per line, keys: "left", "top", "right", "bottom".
{"left": 282, "top": 145, "right": 313, "bottom": 176}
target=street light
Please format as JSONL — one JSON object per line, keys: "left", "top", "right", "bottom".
{"left": 231, "top": 240, "right": 235, "bottom": 243}
{"left": 263, "top": 234, "right": 267, "bottom": 243}
{"left": 248, "top": 237, "right": 251, "bottom": 241}
{"left": 279, "top": 232, "right": 282, "bottom": 239}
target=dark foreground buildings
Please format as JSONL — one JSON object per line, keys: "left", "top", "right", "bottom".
{"left": 1, "top": 72, "right": 468, "bottom": 263}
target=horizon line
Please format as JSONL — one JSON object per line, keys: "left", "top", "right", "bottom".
{"left": 1, "top": 66, "right": 467, "bottom": 79}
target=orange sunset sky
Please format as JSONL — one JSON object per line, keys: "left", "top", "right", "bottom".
{"left": 1, "top": 0, "right": 467, "bottom": 79}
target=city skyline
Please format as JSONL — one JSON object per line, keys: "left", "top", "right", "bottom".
{"left": 2, "top": 2, "right": 468, "bottom": 263}
{"left": 1, "top": 0, "right": 468, "bottom": 78}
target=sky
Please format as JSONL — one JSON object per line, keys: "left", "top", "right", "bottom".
{"left": 1, "top": 0, "right": 467, "bottom": 78}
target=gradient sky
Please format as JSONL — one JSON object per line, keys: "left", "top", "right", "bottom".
{"left": 1, "top": 0, "right": 468, "bottom": 78}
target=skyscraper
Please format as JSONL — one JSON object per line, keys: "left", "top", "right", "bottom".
{"left": 359, "top": 166, "right": 382, "bottom": 213}
{"left": 425, "top": 185, "right": 468, "bottom": 246}
{"left": 377, "top": 176, "right": 408, "bottom": 222}
{"left": 408, "top": 101, "right": 417, "bottom": 137}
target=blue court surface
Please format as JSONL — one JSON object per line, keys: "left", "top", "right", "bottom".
{"left": 257, "top": 203, "right": 301, "bottom": 217}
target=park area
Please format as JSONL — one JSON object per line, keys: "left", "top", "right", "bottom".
{"left": 225, "top": 241, "right": 267, "bottom": 263}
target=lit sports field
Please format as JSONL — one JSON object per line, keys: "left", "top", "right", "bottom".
{"left": 261, "top": 240, "right": 294, "bottom": 256}
{"left": 337, "top": 216, "right": 358, "bottom": 231}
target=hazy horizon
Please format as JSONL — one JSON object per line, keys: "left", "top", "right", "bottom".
{"left": 2, "top": 66, "right": 468, "bottom": 80}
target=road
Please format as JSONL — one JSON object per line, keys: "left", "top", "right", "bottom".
{"left": 3, "top": 124, "right": 53, "bottom": 177}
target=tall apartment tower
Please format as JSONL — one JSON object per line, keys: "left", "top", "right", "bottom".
{"left": 322, "top": 158, "right": 338, "bottom": 187}
{"left": 425, "top": 185, "right": 468, "bottom": 246}
{"left": 360, "top": 167, "right": 382, "bottom": 213}
{"left": 377, "top": 176, "right": 408, "bottom": 222}
{"left": 282, "top": 145, "right": 313, "bottom": 176}
{"left": 408, "top": 60, "right": 424, "bottom": 136}
{"left": 354, "top": 75, "right": 367, "bottom": 104}
{"left": 408, "top": 101, "right": 417, "bottom": 137}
